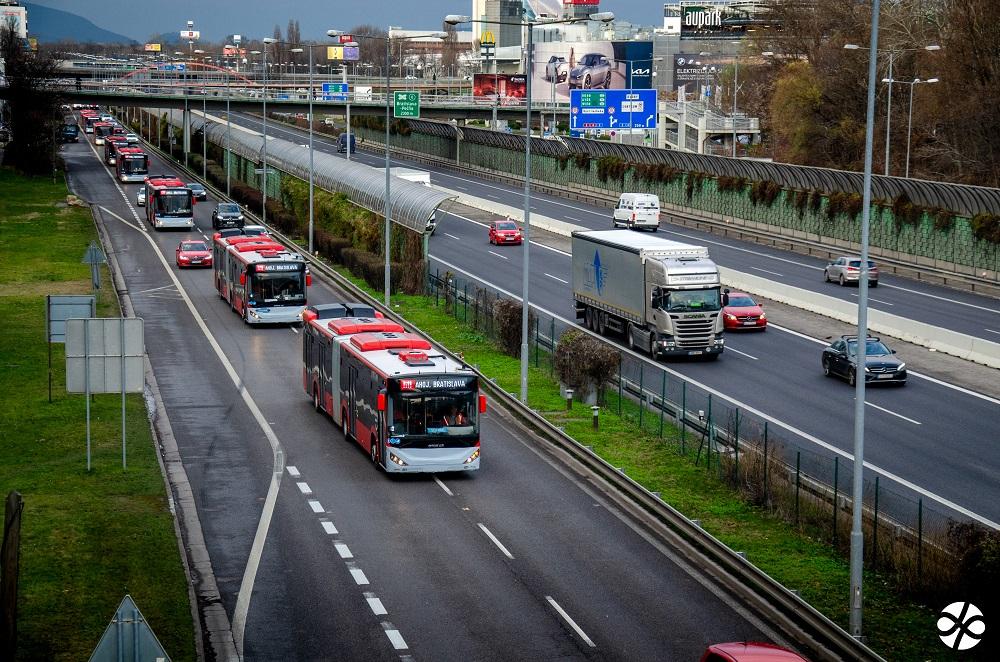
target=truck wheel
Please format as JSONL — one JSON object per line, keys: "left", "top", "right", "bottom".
{"left": 584, "top": 307, "right": 593, "bottom": 330}
{"left": 626, "top": 323, "right": 635, "bottom": 350}
{"left": 597, "top": 313, "right": 607, "bottom": 335}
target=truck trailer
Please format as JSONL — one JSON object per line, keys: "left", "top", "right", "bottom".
{"left": 572, "top": 230, "right": 725, "bottom": 359}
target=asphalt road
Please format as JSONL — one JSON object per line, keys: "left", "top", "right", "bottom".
{"left": 65, "top": 127, "right": 792, "bottom": 660}
{"left": 224, "top": 112, "right": 1000, "bottom": 526}
{"left": 227, "top": 111, "right": 1000, "bottom": 344}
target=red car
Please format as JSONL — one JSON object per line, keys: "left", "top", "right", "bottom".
{"left": 701, "top": 642, "right": 810, "bottom": 662}
{"left": 175, "top": 240, "right": 212, "bottom": 268}
{"left": 722, "top": 290, "right": 766, "bottom": 331}
{"left": 488, "top": 219, "right": 523, "bottom": 245}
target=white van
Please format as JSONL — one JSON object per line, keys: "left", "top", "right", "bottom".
{"left": 612, "top": 193, "right": 661, "bottom": 231}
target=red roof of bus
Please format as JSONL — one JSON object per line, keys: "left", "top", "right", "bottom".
{"left": 233, "top": 241, "right": 285, "bottom": 253}
{"left": 145, "top": 175, "right": 186, "bottom": 188}
{"left": 350, "top": 332, "right": 432, "bottom": 352}
{"left": 327, "top": 318, "right": 405, "bottom": 336}
{"left": 119, "top": 147, "right": 145, "bottom": 156}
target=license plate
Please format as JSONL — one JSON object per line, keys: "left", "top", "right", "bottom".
{"left": 877, "top": 373, "right": 893, "bottom": 379}
{"left": 688, "top": 350, "right": 702, "bottom": 356}
{"left": 190, "top": 259, "right": 201, "bottom": 264}
{"left": 742, "top": 321, "right": 757, "bottom": 326}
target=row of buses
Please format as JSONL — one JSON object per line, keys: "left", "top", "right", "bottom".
{"left": 82, "top": 108, "right": 479, "bottom": 473}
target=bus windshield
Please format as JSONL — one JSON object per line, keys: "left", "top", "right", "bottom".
{"left": 388, "top": 389, "right": 479, "bottom": 446}
{"left": 94, "top": 125, "right": 112, "bottom": 137}
{"left": 249, "top": 270, "right": 305, "bottom": 306}
{"left": 121, "top": 156, "right": 148, "bottom": 174}
{"left": 153, "top": 191, "right": 192, "bottom": 216}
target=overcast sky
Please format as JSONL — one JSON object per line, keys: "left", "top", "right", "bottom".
{"left": 30, "top": 0, "right": 659, "bottom": 42}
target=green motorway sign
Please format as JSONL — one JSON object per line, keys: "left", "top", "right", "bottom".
{"left": 393, "top": 91, "right": 420, "bottom": 118}
{"left": 579, "top": 91, "right": 607, "bottom": 108}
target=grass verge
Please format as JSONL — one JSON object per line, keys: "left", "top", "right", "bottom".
{"left": 0, "top": 168, "right": 195, "bottom": 661}
{"left": 334, "top": 268, "right": 954, "bottom": 661}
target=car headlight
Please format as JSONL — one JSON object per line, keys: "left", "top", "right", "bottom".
{"left": 864, "top": 365, "right": 871, "bottom": 372}
{"left": 896, "top": 363, "right": 906, "bottom": 372}
{"left": 759, "top": 312, "right": 766, "bottom": 319}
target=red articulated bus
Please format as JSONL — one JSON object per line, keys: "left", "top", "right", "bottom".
{"left": 144, "top": 175, "right": 194, "bottom": 230}
{"left": 212, "top": 234, "right": 308, "bottom": 324}
{"left": 104, "top": 136, "right": 129, "bottom": 165}
{"left": 93, "top": 121, "right": 113, "bottom": 145}
{"left": 302, "top": 315, "right": 485, "bottom": 473}
{"left": 116, "top": 147, "right": 149, "bottom": 182}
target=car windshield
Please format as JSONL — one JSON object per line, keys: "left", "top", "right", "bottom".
{"left": 388, "top": 390, "right": 479, "bottom": 447}
{"left": 218, "top": 203, "right": 240, "bottom": 214}
{"left": 181, "top": 241, "right": 207, "bottom": 251}
{"left": 727, "top": 296, "right": 756, "bottom": 307}
{"left": 497, "top": 222, "right": 517, "bottom": 231}
{"left": 581, "top": 54, "right": 601, "bottom": 65}
{"left": 188, "top": 184, "right": 204, "bottom": 191}
{"left": 847, "top": 340, "right": 892, "bottom": 356}
{"left": 663, "top": 288, "right": 722, "bottom": 312}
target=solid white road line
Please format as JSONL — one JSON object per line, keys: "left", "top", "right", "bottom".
{"left": 488, "top": 250, "right": 509, "bottom": 260}
{"left": 434, "top": 476, "right": 454, "bottom": 496}
{"left": 308, "top": 500, "right": 324, "bottom": 513}
{"left": 725, "top": 347, "right": 758, "bottom": 360}
{"left": 985, "top": 329, "right": 1000, "bottom": 336}
{"left": 348, "top": 566, "right": 369, "bottom": 585}
{"left": 545, "top": 273, "right": 569, "bottom": 284}
{"left": 296, "top": 482, "right": 312, "bottom": 495}
{"left": 750, "top": 266, "right": 784, "bottom": 277}
{"left": 95, "top": 203, "right": 286, "bottom": 656}
{"left": 430, "top": 255, "right": 1000, "bottom": 529}
{"left": 286, "top": 466, "right": 300, "bottom": 477}
{"left": 850, "top": 293, "right": 894, "bottom": 306}
{"left": 321, "top": 520, "right": 338, "bottom": 535}
{"left": 383, "top": 625, "right": 408, "bottom": 650}
{"left": 866, "top": 401, "right": 922, "bottom": 425}
{"left": 365, "top": 593, "right": 388, "bottom": 616}
{"left": 545, "top": 596, "right": 596, "bottom": 648}
{"left": 881, "top": 281, "right": 1000, "bottom": 315}
{"left": 334, "top": 543, "right": 354, "bottom": 559}
{"left": 477, "top": 523, "right": 514, "bottom": 559}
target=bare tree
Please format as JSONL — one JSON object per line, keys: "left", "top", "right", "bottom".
{"left": 350, "top": 25, "right": 389, "bottom": 74}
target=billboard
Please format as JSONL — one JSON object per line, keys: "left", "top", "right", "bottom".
{"left": 179, "top": 30, "right": 200, "bottom": 40}
{"left": 672, "top": 53, "right": 724, "bottom": 86}
{"left": 144, "top": 43, "right": 162, "bottom": 52}
{"left": 681, "top": 3, "right": 759, "bottom": 38}
{"left": 222, "top": 46, "right": 246, "bottom": 57}
{"left": 1, "top": 5, "right": 26, "bottom": 38}
{"left": 326, "top": 46, "right": 360, "bottom": 62}
{"left": 473, "top": 74, "right": 526, "bottom": 103}
{"left": 530, "top": 40, "right": 654, "bottom": 103}
{"left": 563, "top": 0, "right": 600, "bottom": 4}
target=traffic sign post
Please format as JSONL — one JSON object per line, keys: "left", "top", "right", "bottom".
{"left": 393, "top": 91, "right": 420, "bottom": 119}
{"left": 322, "top": 82, "right": 348, "bottom": 101}
{"left": 569, "top": 89, "right": 657, "bottom": 132}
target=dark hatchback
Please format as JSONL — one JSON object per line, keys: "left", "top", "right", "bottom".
{"left": 822, "top": 335, "right": 907, "bottom": 386}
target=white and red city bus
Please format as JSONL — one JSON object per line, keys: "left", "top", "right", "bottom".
{"left": 104, "top": 136, "right": 129, "bottom": 165}
{"left": 116, "top": 147, "right": 148, "bottom": 182}
{"left": 144, "top": 175, "right": 195, "bottom": 229}
{"left": 302, "top": 315, "right": 485, "bottom": 473}
{"left": 213, "top": 235, "right": 308, "bottom": 324}
{"left": 81, "top": 111, "right": 99, "bottom": 133}
{"left": 92, "top": 121, "right": 113, "bottom": 145}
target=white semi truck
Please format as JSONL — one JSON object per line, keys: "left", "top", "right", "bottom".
{"left": 572, "top": 230, "right": 725, "bottom": 359}
{"left": 388, "top": 167, "right": 437, "bottom": 234}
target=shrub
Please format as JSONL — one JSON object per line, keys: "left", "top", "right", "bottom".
{"left": 573, "top": 153, "right": 591, "bottom": 171}
{"left": 809, "top": 190, "right": 823, "bottom": 213}
{"left": 685, "top": 172, "right": 707, "bottom": 200}
{"left": 793, "top": 190, "right": 809, "bottom": 217}
{"left": 556, "top": 155, "right": 571, "bottom": 170}
{"left": 312, "top": 229, "right": 352, "bottom": 261}
{"left": 971, "top": 213, "right": 1000, "bottom": 244}
{"left": 633, "top": 163, "right": 680, "bottom": 185}
{"left": 716, "top": 175, "right": 748, "bottom": 193}
{"left": 596, "top": 156, "right": 630, "bottom": 183}
{"left": 492, "top": 298, "right": 535, "bottom": 358}
{"left": 892, "top": 193, "right": 925, "bottom": 227}
{"left": 749, "top": 180, "right": 782, "bottom": 206}
{"left": 931, "top": 208, "right": 955, "bottom": 232}
{"left": 552, "top": 329, "right": 619, "bottom": 400}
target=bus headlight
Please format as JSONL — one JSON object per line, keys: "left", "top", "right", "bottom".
{"left": 463, "top": 448, "right": 481, "bottom": 464}
{"left": 388, "top": 452, "right": 407, "bottom": 466}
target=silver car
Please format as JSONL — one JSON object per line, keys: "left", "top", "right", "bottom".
{"left": 545, "top": 56, "right": 569, "bottom": 83}
{"left": 135, "top": 185, "right": 145, "bottom": 207}
{"left": 568, "top": 53, "right": 612, "bottom": 90}
{"left": 824, "top": 256, "right": 879, "bottom": 287}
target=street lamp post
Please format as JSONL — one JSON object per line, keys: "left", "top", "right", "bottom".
{"left": 194, "top": 49, "right": 207, "bottom": 181}
{"left": 446, "top": 10, "right": 615, "bottom": 403}
{"left": 883, "top": 77, "right": 938, "bottom": 178}
{"left": 330, "top": 29, "right": 447, "bottom": 307}
{"left": 262, "top": 37, "right": 275, "bottom": 227}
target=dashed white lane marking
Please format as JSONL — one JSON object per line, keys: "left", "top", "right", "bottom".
{"left": 133, "top": 284, "right": 176, "bottom": 295}
{"left": 286, "top": 465, "right": 300, "bottom": 477}
{"left": 725, "top": 347, "right": 758, "bottom": 360}
{"left": 441, "top": 210, "right": 568, "bottom": 256}
{"left": 382, "top": 624, "right": 408, "bottom": 650}
{"left": 430, "top": 255, "right": 1000, "bottom": 530}
{"left": 296, "top": 482, "right": 312, "bottom": 495}
{"left": 565, "top": 216, "right": 585, "bottom": 223}
{"left": 365, "top": 593, "right": 388, "bottom": 616}
{"left": 488, "top": 250, "right": 509, "bottom": 260}
{"left": 348, "top": 566, "right": 369, "bottom": 585}
{"left": 334, "top": 543, "right": 354, "bottom": 559}
{"left": 545, "top": 273, "right": 569, "bottom": 284}
{"left": 750, "top": 266, "right": 784, "bottom": 277}
{"left": 866, "top": 401, "right": 921, "bottom": 425}
{"left": 881, "top": 281, "right": 1000, "bottom": 315}
{"left": 545, "top": 596, "right": 596, "bottom": 648}
{"left": 849, "top": 293, "right": 894, "bottom": 306}
{"left": 433, "top": 476, "right": 454, "bottom": 496}
{"left": 308, "top": 500, "right": 324, "bottom": 513}
{"left": 290, "top": 326, "right": 299, "bottom": 334}
{"left": 321, "top": 520, "right": 338, "bottom": 535}
{"left": 985, "top": 328, "right": 1000, "bottom": 336}
{"left": 444, "top": 232, "right": 462, "bottom": 240}
{"left": 477, "top": 523, "right": 514, "bottom": 559}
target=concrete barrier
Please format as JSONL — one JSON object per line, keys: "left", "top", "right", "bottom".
{"left": 440, "top": 183, "right": 1000, "bottom": 369}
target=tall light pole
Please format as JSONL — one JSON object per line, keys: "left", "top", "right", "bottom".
{"left": 446, "top": 10, "right": 615, "bottom": 403}
{"left": 903, "top": 77, "right": 938, "bottom": 178}
{"left": 262, "top": 37, "right": 275, "bottom": 227}
{"left": 845, "top": 43, "right": 939, "bottom": 176}
{"left": 194, "top": 49, "right": 207, "bottom": 181}
{"left": 225, "top": 45, "right": 234, "bottom": 197}
{"left": 329, "top": 29, "right": 447, "bottom": 307}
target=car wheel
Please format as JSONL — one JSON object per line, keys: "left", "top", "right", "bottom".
{"left": 584, "top": 74, "right": 592, "bottom": 88}
{"left": 823, "top": 269, "right": 830, "bottom": 283}
{"left": 871, "top": 281, "right": 879, "bottom": 288}
{"left": 604, "top": 73, "right": 612, "bottom": 88}
{"left": 822, "top": 358, "right": 832, "bottom": 377}
{"left": 848, "top": 368, "right": 857, "bottom": 387}
{"left": 839, "top": 275, "right": 846, "bottom": 286}
{"left": 370, "top": 437, "right": 381, "bottom": 466}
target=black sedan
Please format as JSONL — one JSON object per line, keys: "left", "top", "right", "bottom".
{"left": 212, "top": 202, "right": 245, "bottom": 230}
{"left": 187, "top": 182, "right": 208, "bottom": 201}
{"left": 822, "top": 335, "right": 907, "bottom": 386}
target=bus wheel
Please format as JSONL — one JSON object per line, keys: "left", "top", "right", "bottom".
{"left": 313, "top": 387, "right": 321, "bottom": 413}
{"left": 342, "top": 413, "right": 351, "bottom": 441}
{"left": 370, "top": 437, "right": 381, "bottom": 466}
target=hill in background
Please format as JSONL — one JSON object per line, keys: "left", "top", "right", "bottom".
{"left": 25, "top": 2, "right": 135, "bottom": 44}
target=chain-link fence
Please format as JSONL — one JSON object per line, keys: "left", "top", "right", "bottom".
{"left": 427, "top": 268, "right": 989, "bottom": 597}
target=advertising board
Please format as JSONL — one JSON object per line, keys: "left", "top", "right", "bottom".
{"left": 144, "top": 43, "right": 162, "bottom": 52}
{"left": 672, "top": 53, "right": 724, "bottom": 87}
{"left": 473, "top": 74, "right": 526, "bottom": 103}
{"left": 530, "top": 40, "right": 653, "bottom": 103}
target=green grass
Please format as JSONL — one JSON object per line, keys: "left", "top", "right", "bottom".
{"left": 334, "top": 268, "right": 954, "bottom": 661}
{"left": 0, "top": 168, "right": 195, "bottom": 661}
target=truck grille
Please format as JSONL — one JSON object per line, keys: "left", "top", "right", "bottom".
{"left": 672, "top": 315, "right": 716, "bottom": 347}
